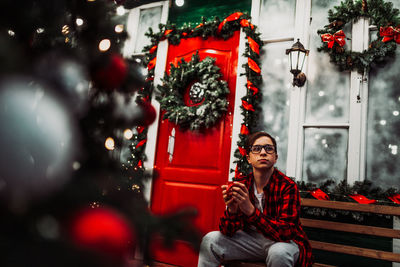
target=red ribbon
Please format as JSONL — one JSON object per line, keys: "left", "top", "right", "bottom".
{"left": 147, "top": 57, "right": 157, "bottom": 70}
{"left": 195, "top": 23, "right": 203, "bottom": 29}
{"left": 137, "top": 160, "right": 143, "bottom": 168}
{"left": 380, "top": 26, "right": 400, "bottom": 43}
{"left": 217, "top": 12, "right": 244, "bottom": 33}
{"left": 149, "top": 45, "right": 157, "bottom": 54}
{"left": 248, "top": 58, "right": 261, "bottom": 74}
{"left": 388, "top": 194, "right": 400, "bottom": 204}
{"left": 240, "top": 19, "right": 254, "bottom": 30}
{"left": 136, "top": 139, "right": 147, "bottom": 148}
{"left": 137, "top": 126, "right": 145, "bottom": 134}
{"left": 164, "top": 29, "right": 173, "bottom": 36}
{"left": 240, "top": 124, "right": 249, "bottom": 135}
{"left": 246, "top": 80, "right": 259, "bottom": 95}
{"left": 242, "top": 100, "right": 255, "bottom": 111}
{"left": 348, "top": 194, "right": 376, "bottom": 204}
{"left": 247, "top": 37, "right": 260, "bottom": 54}
{"left": 310, "top": 188, "right": 330, "bottom": 200}
{"left": 321, "top": 30, "right": 346, "bottom": 49}
{"left": 238, "top": 146, "right": 247, "bottom": 156}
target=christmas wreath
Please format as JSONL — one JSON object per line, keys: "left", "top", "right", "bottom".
{"left": 156, "top": 52, "right": 230, "bottom": 131}
{"left": 318, "top": 0, "right": 400, "bottom": 73}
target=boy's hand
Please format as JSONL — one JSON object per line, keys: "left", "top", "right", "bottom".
{"left": 221, "top": 183, "right": 238, "bottom": 214}
{"left": 231, "top": 182, "right": 255, "bottom": 216}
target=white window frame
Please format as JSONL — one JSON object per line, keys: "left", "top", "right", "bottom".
{"left": 252, "top": 0, "right": 370, "bottom": 184}
{"left": 123, "top": 1, "right": 169, "bottom": 58}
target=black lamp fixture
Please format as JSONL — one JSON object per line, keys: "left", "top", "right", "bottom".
{"left": 286, "top": 39, "right": 309, "bottom": 87}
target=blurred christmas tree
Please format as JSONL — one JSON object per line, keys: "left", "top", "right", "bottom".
{"left": 0, "top": 1, "right": 200, "bottom": 266}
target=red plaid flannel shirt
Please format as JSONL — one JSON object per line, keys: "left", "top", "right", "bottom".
{"left": 219, "top": 169, "right": 313, "bottom": 267}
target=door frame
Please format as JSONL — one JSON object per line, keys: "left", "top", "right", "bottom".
{"left": 143, "top": 29, "right": 249, "bottom": 203}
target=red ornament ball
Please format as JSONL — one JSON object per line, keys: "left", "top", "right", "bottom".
{"left": 93, "top": 54, "right": 128, "bottom": 90}
{"left": 69, "top": 206, "right": 135, "bottom": 259}
{"left": 137, "top": 101, "right": 157, "bottom": 127}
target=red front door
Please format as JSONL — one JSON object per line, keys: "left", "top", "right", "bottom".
{"left": 150, "top": 31, "right": 240, "bottom": 266}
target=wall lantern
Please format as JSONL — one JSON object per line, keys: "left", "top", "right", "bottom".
{"left": 286, "top": 39, "right": 309, "bottom": 87}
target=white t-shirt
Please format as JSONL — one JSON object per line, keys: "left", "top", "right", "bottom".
{"left": 253, "top": 182, "right": 265, "bottom": 213}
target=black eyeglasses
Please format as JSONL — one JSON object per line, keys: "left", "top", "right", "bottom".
{"left": 250, "top": 145, "right": 275, "bottom": 154}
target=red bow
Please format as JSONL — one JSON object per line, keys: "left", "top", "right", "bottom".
{"left": 147, "top": 57, "right": 157, "bottom": 70}
{"left": 246, "top": 80, "right": 259, "bottom": 95}
{"left": 240, "top": 19, "right": 254, "bottom": 30}
{"left": 388, "top": 193, "right": 400, "bottom": 204}
{"left": 247, "top": 36, "right": 260, "bottom": 54}
{"left": 136, "top": 139, "right": 147, "bottom": 148}
{"left": 149, "top": 45, "right": 157, "bottom": 54}
{"left": 240, "top": 124, "right": 249, "bottom": 135}
{"left": 217, "top": 12, "right": 243, "bottom": 33}
{"left": 310, "top": 188, "right": 330, "bottom": 200}
{"left": 242, "top": 100, "right": 255, "bottom": 111}
{"left": 348, "top": 194, "right": 376, "bottom": 204}
{"left": 238, "top": 146, "right": 247, "bottom": 156}
{"left": 248, "top": 58, "right": 261, "bottom": 74}
{"left": 380, "top": 26, "right": 400, "bottom": 43}
{"left": 137, "top": 126, "right": 145, "bottom": 134}
{"left": 321, "top": 30, "right": 346, "bottom": 48}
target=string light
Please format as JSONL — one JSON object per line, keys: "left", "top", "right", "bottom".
{"left": 8, "top": 30, "right": 15, "bottom": 36}
{"left": 99, "top": 39, "right": 111, "bottom": 52}
{"left": 123, "top": 129, "right": 133, "bottom": 140}
{"left": 36, "top": 28, "right": 44, "bottom": 34}
{"left": 116, "top": 6, "right": 126, "bottom": 16}
{"left": 61, "top": 25, "right": 70, "bottom": 35}
{"left": 105, "top": 137, "right": 115, "bottom": 150}
{"left": 175, "top": 0, "right": 184, "bottom": 7}
{"left": 115, "top": 24, "right": 124, "bottom": 33}
{"left": 76, "top": 18, "right": 84, "bottom": 26}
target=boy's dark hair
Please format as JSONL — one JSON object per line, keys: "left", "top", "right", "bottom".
{"left": 245, "top": 131, "right": 277, "bottom": 154}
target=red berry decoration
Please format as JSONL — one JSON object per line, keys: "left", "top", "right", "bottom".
{"left": 93, "top": 54, "right": 128, "bottom": 90}
{"left": 69, "top": 206, "right": 135, "bottom": 260}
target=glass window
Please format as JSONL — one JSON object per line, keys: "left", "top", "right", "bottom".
{"left": 366, "top": 47, "right": 400, "bottom": 188}
{"left": 258, "top": 42, "right": 292, "bottom": 171}
{"left": 134, "top": 6, "right": 162, "bottom": 53}
{"left": 303, "top": 128, "right": 348, "bottom": 183}
{"left": 305, "top": 0, "right": 350, "bottom": 123}
{"left": 259, "top": 0, "right": 295, "bottom": 39}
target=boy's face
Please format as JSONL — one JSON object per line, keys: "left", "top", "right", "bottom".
{"left": 246, "top": 136, "right": 277, "bottom": 170}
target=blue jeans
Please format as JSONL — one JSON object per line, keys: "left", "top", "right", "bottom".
{"left": 197, "top": 230, "right": 299, "bottom": 267}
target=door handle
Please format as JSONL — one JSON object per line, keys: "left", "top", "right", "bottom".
{"left": 167, "top": 127, "right": 175, "bottom": 163}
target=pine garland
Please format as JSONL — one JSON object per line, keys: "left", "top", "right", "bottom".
{"left": 317, "top": 0, "right": 400, "bottom": 73}
{"left": 298, "top": 178, "right": 400, "bottom": 220}
{"left": 130, "top": 13, "right": 263, "bottom": 176}
{"left": 156, "top": 51, "right": 230, "bottom": 131}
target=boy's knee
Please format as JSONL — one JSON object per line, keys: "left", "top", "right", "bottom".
{"left": 200, "top": 231, "right": 221, "bottom": 248}
{"left": 266, "top": 242, "right": 298, "bottom": 267}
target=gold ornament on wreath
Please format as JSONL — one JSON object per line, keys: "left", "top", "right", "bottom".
{"left": 317, "top": 0, "right": 400, "bottom": 73}
{"left": 156, "top": 51, "right": 230, "bottom": 131}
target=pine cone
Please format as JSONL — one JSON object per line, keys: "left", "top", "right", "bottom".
{"left": 335, "top": 46, "right": 345, "bottom": 53}
{"left": 346, "top": 56, "right": 353, "bottom": 66}
{"left": 329, "top": 20, "right": 344, "bottom": 28}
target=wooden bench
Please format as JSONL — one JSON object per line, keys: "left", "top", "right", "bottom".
{"left": 224, "top": 198, "right": 400, "bottom": 267}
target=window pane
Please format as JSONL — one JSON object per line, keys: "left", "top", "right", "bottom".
{"left": 257, "top": 42, "right": 292, "bottom": 172}
{"left": 259, "top": 0, "right": 295, "bottom": 39}
{"left": 305, "top": 0, "right": 351, "bottom": 123}
{"left": 303, "top": 128, "right": 348, "bottom": 183}
{"left": 366, "top": 48, "right": 400, "bottom": 188}
{"left": 135, "top": 6, "right": 162, "bottom": 53}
